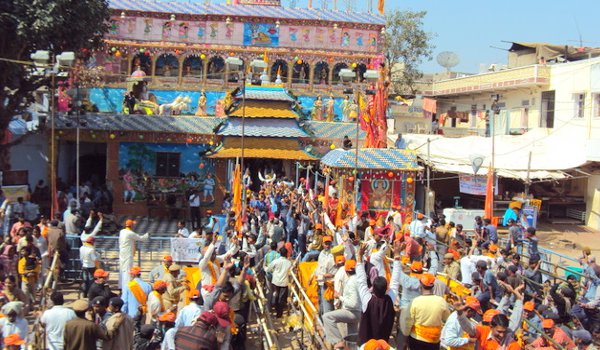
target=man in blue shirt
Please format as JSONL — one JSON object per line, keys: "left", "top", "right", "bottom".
{"left": 483, "top": 218, "right": 498, "bottom": 243}
{"left": 394, "top": 133, "right": 407, "bottom": 149}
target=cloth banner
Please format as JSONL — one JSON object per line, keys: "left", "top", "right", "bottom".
{"left": 458, "top": 175, "right": 488, "bottom": 196}
{"left": 297, "top": 262, "right": 319, "bottom": 321}
{"left": 170, "top": 238, "right": 203, "bottom": 263}
{"left": 1, "top": 185, "right": 28, "bottom": 202}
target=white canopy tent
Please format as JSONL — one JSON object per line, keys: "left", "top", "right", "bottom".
{"left": 390, "top": 129, "right": 589, "bottom": 180}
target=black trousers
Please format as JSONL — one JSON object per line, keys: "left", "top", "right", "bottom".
{"left": 408, "top": 336, "right": 439, "bottom": 350}
{"left": 273, "top": 285, "right": 288, "bottom": 318}
{"left": 190, "top": 206, "right": 201, "bottom": 230}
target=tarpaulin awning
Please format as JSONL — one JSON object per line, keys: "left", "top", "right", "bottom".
{"left": 394, "top": 128, "right": 589, "bottom": 180}
{"left": 320, "top": 148, "right": 420, "bottom": 171}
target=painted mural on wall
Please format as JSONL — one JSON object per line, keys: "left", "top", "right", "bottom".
{"left": 90, "top": 87, "right": 357, "bottom": 122}
{"left": 118, "top": 142, "right": 217, "bottom": 201}
{"left": 89, "top": 88, "right": 225, "bottom": 115}
{"left": 243, "top": 23, "right": 279, "bottom": 47}
{"left": 106, "top": 16, "right": 379, "bottom": 52}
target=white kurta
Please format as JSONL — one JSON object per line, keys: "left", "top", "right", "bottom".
{"left": 119, "top": 228, "right": 149, "bottom": 288}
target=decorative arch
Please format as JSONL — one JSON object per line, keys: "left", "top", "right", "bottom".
{"left": 182, "top": 55, "right": 203, "bottom": 78}
{"left": 270, "top": 59, "right": 288, "bottom": 83}
{"left": 131, "top": 53, "right": 152, "bottom": 75}
{"left": 314, "top": 61, "right": 329, "bottom": 85}
{"left": 332, "top": 62, "right": 349, "bottom": 84}
{"left": 292, "top": 60, "right": 309, "bottom": 84}
{"left": 155, "top": 53, "right": 179, "bottom": 77}
{"left": 207, "top": 56, "right": 225, "bottom": 80}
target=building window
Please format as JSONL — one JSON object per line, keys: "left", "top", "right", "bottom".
{"left": 541, "top": 90, "right": 555, "bottom": 128}
{"left": 574, "top": 93, "right": 585, "bottom": 118}
{"left": 593, "top": 93, "right": 600, "bottom": 118}
{"left": 156, "top": 152, "right": 180, "bottom": 177}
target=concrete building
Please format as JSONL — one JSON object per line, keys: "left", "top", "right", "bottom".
{"left": 415, "top": 42, "right": 600, "bottom": 229}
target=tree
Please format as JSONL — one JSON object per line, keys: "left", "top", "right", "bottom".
{"left": 383, "top": 10, "right": 435, "bottom": 95}
{"left": 0, "top": 0, "right": 110, "bottom": 170}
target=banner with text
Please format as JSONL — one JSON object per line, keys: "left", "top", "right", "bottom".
{"left": 459, "top": 174, "right": 497, "bottom": 196}
{"left": 170, "top": 238, "right": 203, "bottom": 263}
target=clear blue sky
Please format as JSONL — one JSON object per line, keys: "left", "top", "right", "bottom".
{"left": 377, "top": 0, "right": 600, "bottom": 73}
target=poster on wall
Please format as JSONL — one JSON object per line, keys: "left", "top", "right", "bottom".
{"left": 359, "top": 173, "right": 403, "bottom": 213}
{"left": 459, "top": 174, "right": 498, "bottom": 196}
{"left": 243, "top": 23, "right": 279, "bottom": 47}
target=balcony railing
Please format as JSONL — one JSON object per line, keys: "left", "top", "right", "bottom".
{"left": 424, "top": 64, "right": 551, "bottom": 96}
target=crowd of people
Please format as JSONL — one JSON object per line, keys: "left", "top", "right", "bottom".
{"left": 0, "top": 173, "right": 599, "bottom": 350}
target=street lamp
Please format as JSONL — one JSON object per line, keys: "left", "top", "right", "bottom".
{"left": 30, "top": 50, "right": 75, "bottom": 216}
{"left": 226, "top": 57, "right": 247, "bottom": 213}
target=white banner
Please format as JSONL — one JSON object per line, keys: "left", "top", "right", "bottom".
{"left": 170, "top": 238, "right": 203, "bottom": 263}
{"left": 458, "top": 174, "right": 497, "bottom": 196}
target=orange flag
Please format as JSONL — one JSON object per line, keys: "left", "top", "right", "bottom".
{"left": 232, "top": 163, "right": 243, "bottom": 230}
{"left": 378, "top": 0, "right": 385, "bottom": 14}
{"left": 484, "top": 164, "right": 494, "bottom": 220}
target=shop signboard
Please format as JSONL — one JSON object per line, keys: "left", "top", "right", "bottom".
{"left": 459, "top": 174, "right": 497, "bottom": 196}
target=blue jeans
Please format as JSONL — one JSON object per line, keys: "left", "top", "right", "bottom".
{"left": 302, "top": 250, "right": 320, "bottom": 262}
{"left": 124, "top": 190, "right": 135, "bottom": 202}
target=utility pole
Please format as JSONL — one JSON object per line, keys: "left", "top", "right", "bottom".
{"left": 425, "top": 138, "right": 431, "bottom": 216}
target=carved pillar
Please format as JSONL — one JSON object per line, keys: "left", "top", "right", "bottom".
{"left": 177, "top": 55, "right": 185, "bottom": 86}
{"left": 126, "top": 55, "right": 134, "bottom": 77}
{"left": 151, "top": 54, "right": 158, "bottom": 78}
{"left": 202, "top": 58, "right": 209, "bottom": 87}
{"left": 308, "top": 62, "right": 315, "bottom": 92}
{"left": 287, "top": 60, "right": 294, "bottom": 88}
{"left": 328, "top": 63, "right": 334, "bottom": 86}
{"left": 224, "top": 63, "right": 230, "bottom": 88}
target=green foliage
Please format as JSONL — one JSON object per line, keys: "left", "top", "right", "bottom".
{"left": 383, "top": 10, "right": 435, "bottom": 94}
{"left": 0, "top": 0, "right": 110, "bottom": 168}
{"left": 126, "top": 143, "right": 156, "bottom": 174}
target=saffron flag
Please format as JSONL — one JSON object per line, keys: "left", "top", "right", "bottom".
{"left": 232, "top": 163, "right": 243, "bottom": 230}
{"left": 484, "top": 164, "right": 494, "bottom": 220}
{"left": 378, "top": 0, "right": 385, "bottom": 14}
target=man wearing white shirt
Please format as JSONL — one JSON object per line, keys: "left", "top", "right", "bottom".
{"left": 266, "top": 247, "right": 292, "bottom": 318}
{"left": 40, "top": 292, "right": 77, "bottom": 350}
{"left": 356, "top": 241, "right": 402, "bottom": 346}
{"left": 79, "top": 236, "right": 99, "bottom": 293}
{"left": 441, "top": 296, "right": 481, "bottom": 349}
{"left": 174, "top": 289, "right": 203, "bottom": 328}
{"left": 176, "top": 220, "right": 190, "bottom": 238}
{"left": 323, "top": 259, "right": 361, "bottom": 349}
{"left": 79, "top": 211, "right": 103, "bottom": 244}
{"left": 313, "top": 235, "right": 336, "bottom": 316}
{"left": 198, "top": 235, "right": 237, "bottom": 298}
{"left": 459, "top": 254, "right": 495, "bottom": 285}
{"left": 118, "top": 219, "right": 149, "bottom": 288}
{"left": 386, "top": 206, "right": 403, "bottom": 232}
{"left": 188, "top": 190, "right": 201, "bottom": 230}
{"left": 408, "top": 213, "right": 425, "bottom": 238}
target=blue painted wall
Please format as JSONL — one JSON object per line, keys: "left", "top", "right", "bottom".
{"left": 118, "top": 142, "right": 214, "bottom": 176}
{"left": 89, "top": 87, "right": 350, "bottom": 121}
